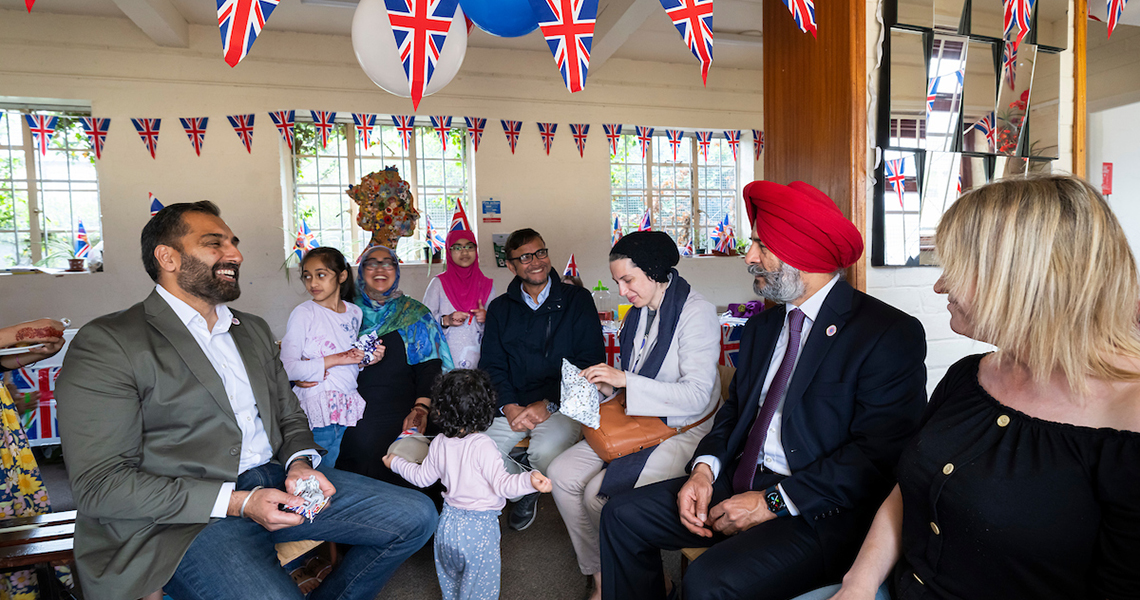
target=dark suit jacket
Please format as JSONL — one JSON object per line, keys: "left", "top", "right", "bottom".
{"left": 693, "top": 280, "right": 927, "bottom": 562}
{"left": 54, "top": 290, "right": 318, "bottom": 599}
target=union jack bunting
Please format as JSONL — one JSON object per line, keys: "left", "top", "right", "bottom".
{"left": 753, "top": 129, "right": 763, "bottom": 160}
{"left": 25, "top": 0, "right": 35, "bottom": 11}
{"left": 310, "top": 111, "right": 337, "bottom": 150}
{"left": 75, "top": 220, "right": 91, "bottom": 259}
{"left": 715, "top": 213, "right": 735, "bottom": 253}
{"left": 502, "top": 120, "right": 522, "bottom": 154}
{"left": 725, "top": 130, "right": 741, "bottom": 161}
{"left": 228, "top": 114, "right": 255, "bottom": 154}
{"left": 719, "top": 322, "right": 743, "bottom": 367}
{"left": 1003, "top": 0, "right": 1035, "bottom": 47}
{"left": 450, "top": 201, "right": 471, "bottom": 231}
{"left": 392, "top": 115, "right": 416, "bottom": 151}
{"left": 971, "top": 112, "right": 997, "bottom": 151}
{"left": 79, "top": 117, "right": 110, "bottom": 160}
{"left": 926, "top": 75, "right": 940, "bottom": 118}
{"left": 353, "top": 113, "right": 378, "bottom": 149}
{"left": 385, "top": 0, "right": 462, "bottom": 110}
{"left": 679, "top": 240, "right": 693, "bottom": 256}
{"left": 24, "top": 115, "right": 58, "bottom": 157}
{"left": 1003, "top": 41, "right": 1018, "bottom": 90}
{"left": 660, "top": 0, "right": 714, "bottom": 84}
{"left": 570, "top": 123, "right": 589, "bottom": 157}
{"left": 538, "top": 122, "right": 558, "bottom": 155}
{"left": 637, "top": 208, "right": 652, "bottom": 231}
{"left": 464, "top": 117, "right": 486, "bottom": 151}
{"left": 11, "top": 367, "right": 62, "bottom": 442}
{"left": 780, "top": 0, "right": 817, "bottom": 37}
{"left": 885, "top": 158, "right": 907, "bottom": 208}
{"left": 217, "top": 0, "right": 280, "bottom": 68}
{"left": 179, "top": 117, "right": 209, "bottom": 156}
{"left": 564, "top": 253, "right": 579, "bottom": 277}
{"left": 636, "top": 126, "right": 654, "bottom": 158}
{"left": 269, "top": 110, "right": 296, "bottom": 151}
{"left": 132, "top": 118, "right": 161, "bottom": 159}
{"left": 612, "top": 215, "right": 623, "bottom": 245}
{"left": 957, "top": 172, "right": 963, "bottom": 195}
{"left": 430, "top": 116, "right": 452, "bottom": 151}
{"left": 424, "top": 213, "right": 448, "bottom": 253}
{"left": 665, "top": 129, "right": 684, "bottom": 161}
{"left": 1108, "top": 0, "right": 1129, "bottom": 37}
{"left": 695, "top": 131, "right": 713, "bottom": 160}
{"left": 150, "top": 192, "right": 164, "bottom": 217}
{"left": 293, "top": 220, "right": 317, "bottom": 261}
{"left": 532, "top": 0, "right": 598, "bottom": 93}
{"left": 603, "top": 124, "right": 622, "bottom": 156}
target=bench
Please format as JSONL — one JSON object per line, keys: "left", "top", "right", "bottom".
{"left": 0, "top": 510, "right": 80, "bottom": 599}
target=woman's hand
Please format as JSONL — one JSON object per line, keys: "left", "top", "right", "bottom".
{"left": 472, "top": 301, "right": 487, "bottom": 324}
{"left": 445, "top": 311, "right": 469, "bottom": 327}
{"left": 581, "top": 363, "right": 627, "bottom": 391}
{"left": 402, "top": 400, "right": 430, "bottom": 432}
{"left": 365, "top": 341, "right": 385, "bottom": 366}
{"left": 0, "top": 319, "right": 67, "bottom": 363}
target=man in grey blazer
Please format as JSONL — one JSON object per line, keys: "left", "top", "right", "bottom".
{"left": 55, "top": 201, "right": 437, "bottom": 600}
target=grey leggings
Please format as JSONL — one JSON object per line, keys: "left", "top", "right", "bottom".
{"left": 435, "top": 504, "right": 503, "bottom": 600}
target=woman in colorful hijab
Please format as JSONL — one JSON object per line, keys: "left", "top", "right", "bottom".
{"left": 423, "top": 229, "right": 495, "bottom": 369}
{"left": 337, "top": 245, "right": 453, "bottom": 484}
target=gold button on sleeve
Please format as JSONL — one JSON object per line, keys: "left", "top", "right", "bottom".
{"left": 930, "top": 522, "right": 940, "bottom": 535}
{"left": 942, "top": 463, "right": 954, "bottom": 475}
{"left": 997, "top": 415, "right": 1011, "bottom": 427}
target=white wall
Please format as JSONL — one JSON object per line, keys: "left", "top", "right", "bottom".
{"left": 0, "top": 9, "right": 762, "bottom": 337}
{"left": 1089, "top": 102, "right": 1140, "bottom": 261}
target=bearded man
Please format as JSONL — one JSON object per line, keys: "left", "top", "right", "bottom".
{"left": 54, "top": 201, "right": 436, "bottom": 600}
{"left": 599, "top": 182, "right": 928, "bottom": 600}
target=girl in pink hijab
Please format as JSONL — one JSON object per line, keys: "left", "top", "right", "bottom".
{"left": 423, "top": 229, "right": 495, "bottom": 369}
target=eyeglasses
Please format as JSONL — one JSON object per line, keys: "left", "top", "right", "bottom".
{"left": 362, "top": 258, "right": 397, "bottom": 270}
{"left": 507, "top": 248, "right": 549, "bottom": 264}
{"left": 449, "top": 244, "right": 476, "bottom": 252}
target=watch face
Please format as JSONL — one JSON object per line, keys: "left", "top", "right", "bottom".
{"left": 766, "top": 490, "right": 784, "bottom": 512}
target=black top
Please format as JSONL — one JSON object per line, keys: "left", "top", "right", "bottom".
{"left": 337, "top": 330, "right": 441, "bottom": 484}
{"left": 894, "top": 354, "right": 1140, "bottom": 600}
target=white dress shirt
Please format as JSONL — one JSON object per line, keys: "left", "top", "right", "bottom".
{"left": 694, "top": 274, "right": 841, "bottom": 515}
{"left": 155, "top": 285, "right": 320, "bottom": 518}
{"left": 522, "top": 278, "right": 552, "bottom": 311}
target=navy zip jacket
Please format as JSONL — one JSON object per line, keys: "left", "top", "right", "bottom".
{"left": 479, "top": 268, "right": 605, "bottom": 410}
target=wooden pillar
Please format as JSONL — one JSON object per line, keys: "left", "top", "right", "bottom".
{"left": 763, "top": 0, "right": 867, "bottom": 291}
{"left": 1073, "top": 0, "right": 1087, "bottom": 179}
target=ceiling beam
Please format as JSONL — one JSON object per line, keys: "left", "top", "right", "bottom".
{"left": 110, "top": 0, "right": 189, "bottom": 48}
{"left": 590, "top": 0, "right": 659, "bottom": 73}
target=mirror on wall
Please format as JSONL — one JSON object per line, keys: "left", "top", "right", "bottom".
{"left": 896, "top": 0, "right": 934, "bottom": 30}
{"left": 994, "top": 42, "right": 1038, "bottom": 156}
{"left": 926, "top": 34, "right": 969, "bottom": 153}
{"left": 961, "top": 39, "right": 999, "bottom": 153}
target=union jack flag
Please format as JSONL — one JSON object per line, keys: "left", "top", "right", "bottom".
{"left": 293, "top": 220, "right": 317, "bottom": 261}
{"left": 725, "top": 130, "right": 741, "bottom": 161}
{"left": 385, "top": 0, "right": 461, "bottom": 110}
{"left": 660, "top": 0, "right": 714, "bottom": 84}
{"left": 79, "top": 117, "right": 110, "bottom": 160}
{"left": 502, "top": 120, "right": 522, "bottom": 154}
{"left": 1108, "top": 0, "right": 1129, "bottom": 37}
{"left": 710, "top": 215, "right": 724, "bottom": 251}
{"left": 1003, "top": 41, "right": 1018, "bottom": 90}
{"left": 753, "top": 129, "right": 763, "bottom": 160}
{"left": 926, "top": 75, "right": 940, "bottom": 118}
{"left": 228, "top": 114, "right": 255, "bottom": 154}
{"left": 972, "top": 112, "right": 997, "bottom": 151}
{"left": 1003, "top": 0, "right": 1035, "bottom": 47}
{"left": 603, "top": 124, "right": 622, "bottom": 156}
{"left": 75, "top": 220, "right": 91, "bottom": 259}
{"left": 715, "top": 213, "right": 736, "bottom": 253}
{"left": 392, "top": 115, "right": 416, "bottom": 151}
{"left": 269, "top": 110, "right": 296, "bottom": 151}
{"left": 533, "top": 0, "right": 598, "bottom": 93}
{"left": 430, "top": 116, "right": 452, "bottom": 151}
{"left": 24, "top": 115, "right": 58, "bottom": 157}
{"left": 150, "top": 192, "right": 164, "bottom": 216}
{"left": 217, "top": 0, "right": 280, "bottom": 68}
{"left": 780, "top": 0, "right": 817, "bottom": 37}
{"left": 636, "top": 126, "right": 654, "bottom": 158}
{"left": 885, "top": 158, "right": 907, "bottom": 208}
{"left": 957, "top": 172, "right": 963, "bottom": 195}
{"left": 11, "top": 367, "right": 62, "bottom": 441}
{"left": 424, "top": 213, "right": 447, "bottom": 253}
{"left": 179, "top": 117, "right": 209, "bottom": 156}
{"left": 464, "top": 117, "right": 486, "bottom": 151}
{"left": 679, "top": 240, "right": 693, "bottom": 256}
{"left": 719, "top": 322, "right": 743, "bottom": 366}
{"left": 132, "top": 118, "right": 161, "bottom": 159}
{"left": 353, "top": 113, "right": 378, "bottom": 149}
{"left": 310, "top": 111, "right": 337, "bottom": 150}
{"left": 570, "top": 123, "right": 589, "bottom": 157}
{"left": 612, "top": 215, "right": 623, "bottom": 245}
{"left": 665, "top": 129, "right": 684, "bottom": 161}
{"left": 538, "top": 122, "right": 558, "bottom": 155}
{"left": 450, "top": 201, "right": 470, "bottom": 231}
{"left": 564, "top": 253, "right": 579, "bottom": 277}
{"left": 637, "top": 208, "right": 652, "bottom": 231}
{"left": 695, "top": 131, "right": 713, "bottom": 160}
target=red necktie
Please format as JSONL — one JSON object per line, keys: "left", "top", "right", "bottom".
{"left": 732, "top": 308, "right": 805, "bottom": 494}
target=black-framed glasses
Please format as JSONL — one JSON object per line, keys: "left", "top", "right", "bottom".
{"left": 362, "top": 258, "right": 397, "bottom": 270}
{"left": 507, "top": 248, "right": 549, "bottom": 264}
{"left": 449, "top": 244, "right": 476, "bottom": 252}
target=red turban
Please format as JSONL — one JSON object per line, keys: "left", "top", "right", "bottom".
{"left": 744, "top": 180, "right": 864, "bottom": 273}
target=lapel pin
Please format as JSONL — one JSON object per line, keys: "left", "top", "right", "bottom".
{"left": 232, "top": 317, "right": 240, "bottom": 326}
{"left": 826, "top": 325, "right": 837, "bottom": 337}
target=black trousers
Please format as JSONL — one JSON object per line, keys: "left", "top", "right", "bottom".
{"left": 600, "top": 471, "right": 835, "bottom": 600}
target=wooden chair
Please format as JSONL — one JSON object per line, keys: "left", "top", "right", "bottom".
{"left": 0, "top": 510, "right": 80, "bottom": 600}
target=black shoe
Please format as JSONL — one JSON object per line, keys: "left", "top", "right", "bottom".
{"left": 509, "top": 492, "right": 540, "bottom": 531}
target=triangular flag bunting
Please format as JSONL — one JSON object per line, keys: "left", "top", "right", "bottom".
{"left": 695, "top": 131, "right": 713, "bottom": 160}
{"left": 885, "top": 158, "right": 907, "bottom": 208}
{"left": 310, "top": 111, "right": 337, "bottom": 150}
{"left": 25, "top": 0, "right": 35, "bottom": 11}
{"left": 79, "top": 117, "right": 111, "bottom": 160}
{"left": 570, "top": 124, "right": 589, "bottom": 157}
{"left": 464, "top": 117, "right": 486, "bottom": 152}
{"left": 530, "top": 0, "right": 598, "bottom": 93}
{"left": 612, "top": 215, "right": 623, "bottom": 246}
{"left": 753, "top": 129, "right": 763, "bottom": 161}
{"left": 1108, "top": 0, "right": 1129, "bottom": 37}
{"left": 724, "top": 130, "right": 740, "bottom": 162}
{"left": 563, "top": 253, "right": 579, "bottom": 277}
{"left": 393, "top": 115, "right": 416, "bottom": 152}
{"left": 269, "top": 111, "right": 296, "bottom": 151}
{"left": 502, "top": 120, "right": 522, "bottom": 154}
{"left": 228, "top": 114, "right": 255, "bottom": 153}
{"left": 179, "top": 117, "right": 209, "bottom": 156}
{"left": 665, "top": 129, "right": 684, "bottom": 161}
{"left": 132, "top": 118, "right": 161, "bottom": 159}
{"left": 384, "top": 0, "right": 461, "bottom": 110}
{"left": 353, "top": 113, "right": 378, "bottom": 149}
{"left": 660, "top": 0, "right": 714, "bottom": 84}
{"left": 603, "top": 124, "right": 622, "bottom": 156}
{"left": 430, "top": 116, "right": 452, "bottom": 151}
{"left": 75, "top": 220, "right": 91, "bottom": 259}
{"left": 24, "top": 115, "right": 59, "bottom": 157}
{"left": 149, "top": 193, "right": 164, "bottom": 216}
{"left": 538, "top": 122, "right": 558, "bottom": 155}
{"left": 1002, "top": 41, "right": 1018, "bottom": 90}
{"left": 636, "top": 126, "right": 654, "bottom": 158}
{"left": 1003, "top": 0, "right": 1036, "bottom": 47}
{"left": 780, "top": 0, "right": 817, "bottom": 37}
{"left": 217, "top": 0, "right": 280, "bottom": 67}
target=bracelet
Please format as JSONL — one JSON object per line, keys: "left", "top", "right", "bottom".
{"left": 239, "top": 485, "right": 263, "bottom": 518}
{"left": 14, "top": 355, "right": 24, "bottom": 368}
{"left": 413, "top": 402, "right": 431, "bottom": 413}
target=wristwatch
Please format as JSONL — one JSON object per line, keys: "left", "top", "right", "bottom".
{"left": 764, "top": 485, "right": 789, "bottom": 517}
{"left": 545, "top": 400, "right": 559, "bottom": 415}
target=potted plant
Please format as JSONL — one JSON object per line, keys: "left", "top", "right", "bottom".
{"left": 35, "top": 234, "right": 97, "bottom": 271}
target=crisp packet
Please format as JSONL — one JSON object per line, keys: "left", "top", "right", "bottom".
{"left": 559, "top": 359, "right": 601, "bottom": 429}
{"left": 285, "top": 475, "right": 329, "bottom": 523}
{"left": 353, "top": 331, "right": 383, "bottom": 365}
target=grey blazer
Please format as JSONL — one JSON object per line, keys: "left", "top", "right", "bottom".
{"left": 55, "top": 290, "right": 317, "bottom": 599}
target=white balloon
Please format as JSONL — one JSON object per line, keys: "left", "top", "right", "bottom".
{"left": 352, "top": 0, "right": 468, "bottom": 100}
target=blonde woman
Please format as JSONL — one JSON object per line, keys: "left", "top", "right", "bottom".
{"left": 798, "top": 174, "right": 1140, "bottom": 600}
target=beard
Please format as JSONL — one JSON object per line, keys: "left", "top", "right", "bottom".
{"left": 748, "top": 261, "right": 805, "bottom": 303}
{"left": 178, "top": 253, "right": 241, "bottom": 304}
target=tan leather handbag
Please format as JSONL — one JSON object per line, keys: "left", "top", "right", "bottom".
{"left": 582, "top": 391, "right": 715, "bottom": 462}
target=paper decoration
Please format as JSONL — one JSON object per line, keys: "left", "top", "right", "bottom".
{"left": 559, "top": 359, "right": 601, "bottom": 429}
{"left": 310, "top": 111, "right": 337, "bottom": 149}
{"left": 1003, "top": 0, "right": 1035, "bottom": 47}
{"left": 780, "top": 0, "right": 817, "bottom": 37}
{"left": 75, "top": 220, "right": 91, "bottom": 259}
{"left": 885, "top": 158, "right": 907, "bottom": 208}
{"left": 564, "top": 253, "right": 579, "bottom": 277}
{"left": 713, "top": 213, "right": 735, "bottom": 253}
{"left": 353, "top": 113, "right": 378, "bottom": 149}
{"left": 149, "top": 193, "right": 164, "bottom": 216}
{"left": 217, "top": 0, "right": 280, "bottom": 67}
{"left": 724, "top": 129, "right": 740, "bottom": 161}
{"left": 612, "top": 215, "right": 623, "bottom": 246}
{"left": 502, "top": 119, "right": 522, "bottom": 154}
{"left": 1003, "top": 41, "right": 1018, "bottom": 90}
{"left": 637, "top": 208, "right": 652, "bottom": 231}
{"left": 25, "top": 0, "right": 35, "bottom": 11}
{"left": 1108, "top": 0, "right": 1129, "bottom": 37}
{"left": 464, "top": 116, "right": 486, "bottom": 151}
{"left": 269, "top": 110, "right": 296, "bottom": 151}
{"left": 720, "top": 322, "right": 743, "bottom": 366}
{"left": 430, "top": 116, "right": 452, "bottom": 151}
{"left": 926, "top": 76, "right": 939, "bottom": 119}
{"left": 635, "top": 126, "right": 654, "bottom": 158}
{"left": 179, "top": 117, "right": 208, "bottom": 156}
{"left": 424, "top": 213, "right": 447, "bottom": 252}
{"left": 392, "top": 115, "right": 416, "bottom": 151}
{"left": 385, "top": 0, "right": 462, "bottom": 110}
{"left": 531, "top": 0, "right": 598, "bottom": 93}
{"left": 753, "top": 129, "right": 763, "bottom": 160}
{"left": 570, "top": 123, "right": 589, "bottom": 157}
{"left": 695, "top": 131, "right": 713, "bottom": 160}
{"left": 660, "top": 0, "right": 714, "bottom": 84}
{"left": 228, "top": 114, "right": 255, "bottom": 153}
{"left": 24, "top": 115, "right": 58, "bottom": 157}
{"left": 665, "top": 129, "right": 684, "bottom": 161}
{"left": 971, "top": 112, "right": 997, "bottom": 151}
{"left": 450, "top": 201, "right": 471, "bottom": 231}
{"left": 538, "top": 122, "right": 558, "bottom": 155}
{"left": 603, "top": 124, "right": 622, "bottom": 156}
{"left": 293, "top": 220, "right": 316, "bottom": 260}
{"left": 132, "top": 118, "right": 161, "bottom": 159}
{"left": 78, "top": 117, "right": 111, "bottom": 160}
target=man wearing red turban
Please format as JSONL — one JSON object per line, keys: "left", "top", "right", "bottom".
{"left": 600, "top": 182, "right": 928, "bottom": 600}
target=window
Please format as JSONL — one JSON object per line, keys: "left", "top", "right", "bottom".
{"left": 0, "top": 108, "right": 102, "bottom": 269}
{"left": 610, "top": 131, "right": 741, "bottom": 254}
{"left": 288, "top": 117, "right": 471, "bottom": 264}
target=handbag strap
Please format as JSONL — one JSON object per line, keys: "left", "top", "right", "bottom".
{"left": 673, "top": 404, "right": 716, "bottom": 435}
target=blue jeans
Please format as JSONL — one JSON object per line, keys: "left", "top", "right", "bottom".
{"left": 789, "top": 582, "right": 892, "bottom": 600}
{"left": 312, "top": 424, "right": 347, "bottom": 472}
{"left": 164, "top": 462, "right": 437, "bottom": 600}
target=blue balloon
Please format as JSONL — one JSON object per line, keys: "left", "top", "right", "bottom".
{"left": 460, "top": 0, "right": 539, "bottom": 38}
